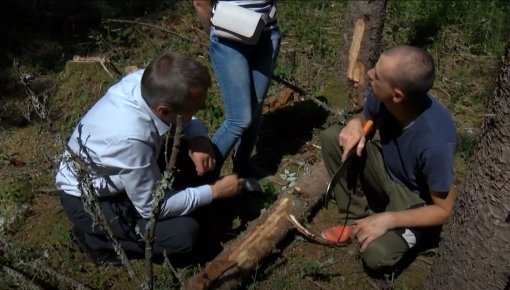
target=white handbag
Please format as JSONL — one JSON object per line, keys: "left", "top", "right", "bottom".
{"left": 211, "top": 2, "right": 276, "bottom": 45}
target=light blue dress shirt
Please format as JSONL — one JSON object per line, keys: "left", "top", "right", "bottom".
{"left": 55, "top": 70, "right": 213, "bottom": 219}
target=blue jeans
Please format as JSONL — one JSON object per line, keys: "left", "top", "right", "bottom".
{"left": 209, "top": 26, "right": 281, "bottom": 176}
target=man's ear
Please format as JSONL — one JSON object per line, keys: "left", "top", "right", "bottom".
{"left": 155, "top": 105, "right": 172, "bottom": 116}
{"left": 392, "top": 88, "right": 405, "bottom": 103}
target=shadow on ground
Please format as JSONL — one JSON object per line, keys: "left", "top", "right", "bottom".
{"left": 255, "top": 99, "right": 330, "bottom": 173}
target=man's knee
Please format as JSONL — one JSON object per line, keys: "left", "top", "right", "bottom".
{"left": 155, "top": 217, "right": 200, "bottom": 254}
{"left": 362, "top": 240, "right": 403, "bottom": 271}
{"left": 226, "top": 114, "right": 252, "bottom": 134}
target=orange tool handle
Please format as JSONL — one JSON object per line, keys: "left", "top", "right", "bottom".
{"left": 362, "top": 120, "right": 374, "bottom": 136}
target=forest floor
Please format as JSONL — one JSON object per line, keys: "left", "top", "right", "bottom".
{"left": 0, "top": 1, "right": 505, "bottom": 289}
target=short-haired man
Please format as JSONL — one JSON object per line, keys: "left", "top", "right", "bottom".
{"left": 320, "top": 46, "right": 457, "bottom": 272}
{"left": 56, "top": 52, "right": 243, "bottom": 266}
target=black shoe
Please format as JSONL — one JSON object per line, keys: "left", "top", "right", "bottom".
{"left": 240, "top": 177, "right": 264, "bottom": 193}
{"left": 70, "top": 230, "right": 123, "bottom": 267}
{"left": 233, "top": 162, "right": 271, "bottom": 179}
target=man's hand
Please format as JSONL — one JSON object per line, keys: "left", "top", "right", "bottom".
{"left": 211, "top": 175, "right": 243, "bottom": 199}
{"left": 339, "top": 118, "right": 367, "bottom": 162}
{"left": 350, "top": 212, "right": 395, "bottom": 252}
{"left": 188, "top": 136, "right": 216, "bottom": 176}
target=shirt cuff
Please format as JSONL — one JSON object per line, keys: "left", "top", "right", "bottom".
{"left": 195, "top": 184, "right": 213, "bottom": 206}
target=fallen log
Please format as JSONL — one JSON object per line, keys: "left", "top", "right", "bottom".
{"left": 186, "top": 161, "right": 331, "bottom": 290}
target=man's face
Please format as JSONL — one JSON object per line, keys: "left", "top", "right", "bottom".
{"left": 367, "top": 54, "right": 396, "bottom": 103}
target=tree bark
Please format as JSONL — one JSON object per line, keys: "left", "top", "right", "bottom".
{"left": 185, "top": 162, "right": 330, "bottom": 290}
{"left": 339, "top": 0, "right": 386, "bottom": 111}
{"left": 425, "top": 45, "right": 510, "bottom": 289}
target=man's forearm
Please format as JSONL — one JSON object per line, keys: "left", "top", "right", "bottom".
{"left": 387, "top": 204, "right": 451, "bottom": 229}
{"left": 389, "top": 186, "right": 457, "bottom": 229}
{"left": 159, "top": 185, "right": 213, "bottom": 218}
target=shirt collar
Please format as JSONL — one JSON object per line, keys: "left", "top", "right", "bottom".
{"left": 133, "top": 81, "right": 170, "bottom": 136}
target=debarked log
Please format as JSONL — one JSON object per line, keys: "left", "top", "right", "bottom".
{"left": 186, "top": 161, "right": 330, "bottom": 290}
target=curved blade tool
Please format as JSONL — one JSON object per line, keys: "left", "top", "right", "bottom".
{"left": 325, "top": 120, "right": 373, "bottom": 203}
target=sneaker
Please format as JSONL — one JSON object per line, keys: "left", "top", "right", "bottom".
{"left": 321, "top": 225, "right": 352, "bottom": 243}
{"left": 70, "top": 230, "right": 123, "bottom": 267}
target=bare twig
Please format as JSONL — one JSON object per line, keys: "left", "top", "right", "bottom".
{"left": 304, "top": 276, "right": 335, "bottom": 290}
{"left": 0, "top": 236, "right": 92, "bottom": 290}
{"left": 19, "top": 76, "right": 53, "bottom": 121}
{"left": 71, "top": 56, "right": 114, "bottom": 79}
{"left": 272, "top": 75, "right": 337, "bottom": 115}
{"left": 17, "top": 259, "right": 93, "bottom": 290}
{"left": 287, "top": 214, "right": 349, "bottom": 247}
{"left": 35, "top": 187, "right": 60, "bottom": 195}
{"left": 143, "top": 116, "right": 182, "bottom": 290}
{"left": 416, "top": 256, "right": 434, "bottom": 265}
{"left": 1, "top": 265, "right": 43, "bottom": 290}
{"left": 64, "top": 141, "right": 143, "bottom": 287}
{"left": 366, "top": 277, "right": 380, "bottom": 290}
{"left": 163, "top": 250, "right": 184, "bottom": 287}
{"left": 103, "top": 19, "right": 202, "bottom": 45}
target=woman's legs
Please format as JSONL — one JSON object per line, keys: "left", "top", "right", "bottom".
{"left": 210, "top": 28, "right": 281, "bottom": 177}
{"left": 233, "top": 29, "right": 281, "bottom": 175}
{"left": 210, "top": 31, "right": 254, "bottom": 176}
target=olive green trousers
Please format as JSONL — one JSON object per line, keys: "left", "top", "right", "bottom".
{"left": 320, "top": 124, "right": 438, "bottom": 271}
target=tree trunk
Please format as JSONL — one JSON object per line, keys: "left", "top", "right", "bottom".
{"left": 425, "top": 46, "right": 510, "bottom": 289}
{"left": 185, "top": 162, "right": 330, "bottom": 290}
{"left": 339, "top": 0, "right": 386, "bottom": 111}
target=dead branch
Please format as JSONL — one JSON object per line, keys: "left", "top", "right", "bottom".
{"left": 271, "top": 75, "right": 340, "bottom": 116}
{"left": 35, "top": 187, "right": 61, "bottom": 195}
{"left": 19, "top": 75, "right": 52, "bottom": 121}
{"left": 71, "top": 55, "right": 114, "bottom": 79}
{"left": 163, "top": 250, "right": 185, "bottom": 286}
{"left": 287, "top": 214, "right": 348, "bottom": 247}
{"left": 416, "top": 256, "right": 434, "bottom": 266}
{"left": 143, "top": 116, "right": 182, "bottom": 290}
{"left": 1, "top": 265, "right": 43, "bottom": 290}
{"left": 65, "top": 142, "right": 143, "bottom": 286}
{"left": 186, "top": 161, "right": 332, "bottom": 290}
{"left": 366, "top": 277, "right": 381, "bottom": 290}
{"left": 103, "top": 19, "right": 202, "bottom": 45}
{"left": 0, "top": 236, "right": 92, "bottom": 290}
{"left": 305, "top": 276, "right": 335, "bottom": 290}
{"left": 17, "top": 259, "right": 93, "bottom": 290}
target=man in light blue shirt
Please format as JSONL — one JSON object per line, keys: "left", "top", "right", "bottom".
{"left": 56, "top": 52, "right": 243, "bottom": 266}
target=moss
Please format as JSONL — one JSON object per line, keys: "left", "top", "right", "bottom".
{"left": 51, "top": 61, "right": 116, "bottom": 135}
{"left": 318, "top": 79, "right": 351, "bottom": 111}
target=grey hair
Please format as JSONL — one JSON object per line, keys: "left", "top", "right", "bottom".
{"left": 141, "top": 52, "right": 211, "bottom": 109}
{"left": 383, "top": 46, "right": 436, "bottom": 98}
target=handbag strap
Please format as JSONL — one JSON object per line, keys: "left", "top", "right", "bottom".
{"left": 261, "top": 5, "right": 277, "bottom": 24}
